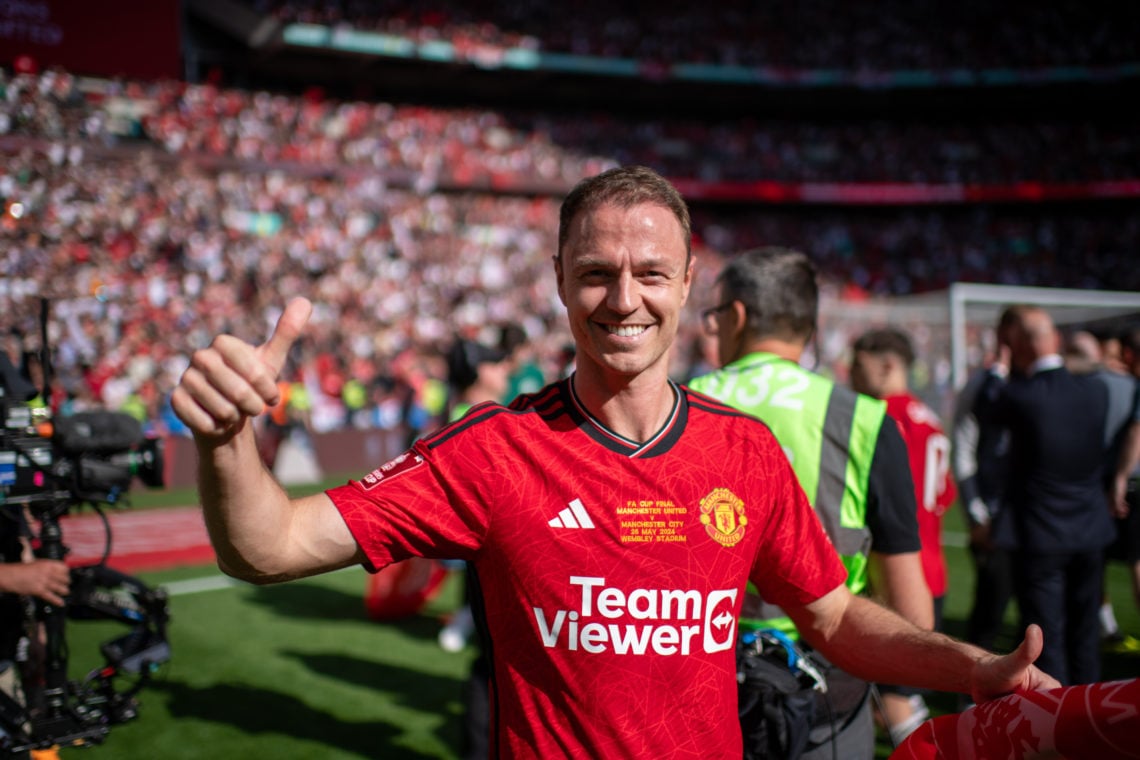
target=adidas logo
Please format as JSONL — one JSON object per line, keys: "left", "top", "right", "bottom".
{"left": 548, "top": 498, "right": 595, "bottom": 530}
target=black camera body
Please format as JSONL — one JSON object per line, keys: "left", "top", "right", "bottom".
{"left": 1, "top": 391, "right": 164, "bottom": 510}
{"left": 1, "top": 355, "right": 171, "bottom": 754}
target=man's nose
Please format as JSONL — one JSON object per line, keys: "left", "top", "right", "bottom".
{"left": 607, "top": 272, "right": 638, "bottom": 314}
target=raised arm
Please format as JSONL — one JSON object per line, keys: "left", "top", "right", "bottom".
{"left": 786, "top": 584, "right": 1059, "bottom": 705}
{"left": 171, "top": 297, "right": 363, "bottom": 583}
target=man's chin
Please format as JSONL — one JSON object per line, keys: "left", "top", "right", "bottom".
{"left": 596, "top": 352, "right": 669, "bottom": 381}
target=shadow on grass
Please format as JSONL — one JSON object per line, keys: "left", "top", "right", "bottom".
{"left": 154, "top": 679, "right": 443, "bottom": 759}
{"left": 244, "top": 577, "right": 374, "bottom": 622}
{"left": 245, "top": 580, "right": 448, "bottom": 644}
{"left": 283, "top": 650, "right": 467, "bottom": 715}
{"left": 282, "top": 649, "right": 468, "bottom": 755}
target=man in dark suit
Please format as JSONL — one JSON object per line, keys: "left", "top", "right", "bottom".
{"left": 984, "top": 306, "right": 1116, "bottom": 684}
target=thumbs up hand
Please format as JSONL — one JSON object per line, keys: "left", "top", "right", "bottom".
{"left": 172, "top": 298, "right": 313, "bottom": 441}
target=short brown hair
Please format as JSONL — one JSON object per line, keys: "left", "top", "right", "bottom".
{"left": 557, "top": 166, "right": 691, "bottom": 263}
{"left": 852, "top": 327, "right": 916, "bottom": 368}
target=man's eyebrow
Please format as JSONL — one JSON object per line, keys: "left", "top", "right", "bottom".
{"left": 570, "top": 255, "right": 678, "bottom": 272}
{"left": 569, "top": 256, "right": 614, "bottom": 270}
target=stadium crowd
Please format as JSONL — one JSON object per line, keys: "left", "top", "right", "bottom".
{"left": 252, "top": 0, "right": 1140, "bottom": 69}
{"left": 2, "top": 66, "right": 1138, "bottom": 438}
{"left": 6, "top": 68, "right": 1140, "bottom": 187}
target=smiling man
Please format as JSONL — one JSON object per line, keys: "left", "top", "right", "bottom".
{"left": 173, "top": 166, "right": 1057, "bottom": 759}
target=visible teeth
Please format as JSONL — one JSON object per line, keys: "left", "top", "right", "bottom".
{"left": 606, "top": 325, "right": 647, "bottom": 337}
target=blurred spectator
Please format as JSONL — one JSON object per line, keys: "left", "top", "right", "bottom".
{"left": 497, "top": 322, "right": 545, "bottom": 402}
{"left": 850, "top": 327, "right": 956, "bottom": 743}
{"left": 980, "top": 307, "right": 1116, "bottom": 684}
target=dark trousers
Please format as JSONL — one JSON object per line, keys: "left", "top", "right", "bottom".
{"left": 1013, "top": 548, "right": 1104, "bottom": 685}
{"left": 966, "top": 544, "right": 1014, "bottom": 651}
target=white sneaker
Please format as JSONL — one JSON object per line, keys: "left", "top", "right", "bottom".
{"left": 888, "top": 695, "right": 930, "bottom": 745}
{"left": 439, "top": 605, "right": 474, "bottom": 653}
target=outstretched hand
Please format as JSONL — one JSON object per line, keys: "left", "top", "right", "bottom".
{"left": 970, "top": 624, "right": 1060, "bottom": 704}
{"left": 171, "top": 298, "right": 313, "bottom": 441}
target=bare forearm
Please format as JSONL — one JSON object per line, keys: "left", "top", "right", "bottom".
{"left": 789, "top": 575, "right": 1058, "bottom": 701}
{"left": 871, "top": 551, "right": 934, "bottom": 631}
{"left": 196, "top": 423, "right": 297, "bottom": 582}
{"left": 810, "top": 595, "right": 980, "bottom": 691}
{"left": 1117, "top": 422, "right": 1140, "bottom": 484}
{"left": 175, "top": 298, "right": 362, "bottom": 583}
{"left": 1111, "top": 421, "right": 1140, "bottom": 516}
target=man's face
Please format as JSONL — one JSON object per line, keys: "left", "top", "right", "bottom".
{"left": 477, "top": 359, "right": 511, "bottom": 400}
{"left": 556, "top": 202, "right": 692, "bottom": 386}
{"left": 849, "top": 350, "right": 880, "bottom": 397}
{"left": 708, "top": 281, "right": 741, "bottom": 369}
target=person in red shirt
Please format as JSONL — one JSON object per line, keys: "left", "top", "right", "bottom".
{"left": 171, "top": 166, "right": 1055, "bottom": 758}
{"left": 851, "top": 327, "right": 957, "bottom": 744}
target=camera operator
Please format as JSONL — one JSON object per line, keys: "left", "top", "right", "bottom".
{"left": 1, "top": 506, "right": 70, "bottom": 759}
{"left": 1, "top": 509, "right": 71, "bottom": 609}
{"left": 1, "top": 346, "right": 71, "bottom": 757}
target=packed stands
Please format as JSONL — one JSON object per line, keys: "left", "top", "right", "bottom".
{"left": 2, "top": 61, "right": 1138, "bottom": 435}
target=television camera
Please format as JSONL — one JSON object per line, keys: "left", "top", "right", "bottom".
{"left": 1, "top": 346, "right": 171, "bottom": 754}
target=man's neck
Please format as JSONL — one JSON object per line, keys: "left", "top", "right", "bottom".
{"left": 878, "top": 376, "right": 910, "bottom": 398}
{"left": 571, "top": 366, "right": 676, "bottom": 444}
{"left": 1026, "top": 353, "right": 1064, "bottom": 376}
{"left": 736, "top": 337, "right": 804, "bottom": 364}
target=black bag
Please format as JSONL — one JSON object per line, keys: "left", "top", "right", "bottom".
{"left": 736, "top": 637, "right": 819, "bottom": 760}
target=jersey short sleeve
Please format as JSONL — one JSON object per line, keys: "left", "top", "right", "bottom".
{"left": 865, "top": 420, "right": 921, "bottom": 555}
{"left": 327, "top": 436, "right": 490, "bottom": 572}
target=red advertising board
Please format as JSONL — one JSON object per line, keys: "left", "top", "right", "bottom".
{"left": 1, "top": 0, "right": 181, "bottom": 80}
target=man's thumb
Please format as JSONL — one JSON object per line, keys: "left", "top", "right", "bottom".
{"left": 1013, "top": 623, "right": 1044, "bottom": 669}
{"left": 259, "top": 297, "right": 312, "bottom": 373}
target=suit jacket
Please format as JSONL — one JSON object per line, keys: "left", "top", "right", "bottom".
{"left": 952, "top": 368, "right": 1011, "bottom": 527}
{"left": 986, "top": 362, "right": 1115, "bottom": 553}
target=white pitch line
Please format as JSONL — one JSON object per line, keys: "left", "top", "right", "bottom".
{"left": 163, "top": 574, "right": 241, "bottom": 596}
{"left": 160, "top": 564, "right": 358, "bottom": 597}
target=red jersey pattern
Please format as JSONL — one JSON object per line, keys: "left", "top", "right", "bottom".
{"left": 884, "top": 393, "right": 957, "bottom": 598}
{"left": 328, "top": 379, "right": 846, "bottom": 759}
{"left": 891, "top": 678, "right": 1140, "bottom": 760}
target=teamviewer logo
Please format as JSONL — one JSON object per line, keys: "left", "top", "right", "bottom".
{"left": 549, "top": 499, "right": 595, "bottom": 530}
{"left": 703, "top": 589, "right": 738, "bottom": 652}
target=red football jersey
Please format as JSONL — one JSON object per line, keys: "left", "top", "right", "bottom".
{"left": 328, "top": 379, "right": 847, "bottom": 759}
{"left": 884, "top": 393, "right": 957, "bottom": 598}
{"left": 891, "top": 678, "right": 1140, "bottom": 760}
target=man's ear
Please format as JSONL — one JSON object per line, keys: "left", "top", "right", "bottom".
{"left": 553, "top": 254, "right": 566, "bottom": 306}
{"left": 679, "top": 254, "right": 695, "bottom": 306}
{"left": 729, "top": 300, "right": 748, "bottom": 340}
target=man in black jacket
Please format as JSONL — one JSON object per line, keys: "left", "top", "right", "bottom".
{"left": 983, "top": 306, "right": 1115, "bottom": 685}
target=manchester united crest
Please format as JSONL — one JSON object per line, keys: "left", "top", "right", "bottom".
{"left": 700, "top": 488, "right": 747, "bottom": 547}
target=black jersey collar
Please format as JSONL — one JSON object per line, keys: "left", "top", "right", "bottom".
{"left": 562, "top": 375, "right": 687, "bottom": 459}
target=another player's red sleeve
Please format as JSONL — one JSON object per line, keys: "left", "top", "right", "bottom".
{"left": 891, "top": 678, "right": 1140, "bottom": 760}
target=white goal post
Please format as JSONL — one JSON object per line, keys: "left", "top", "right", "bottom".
{"left": 817, "top": 282, "right": 1140, "bottom": 420}
{"left": 946, "top": 283, "right": 1140, "bottom": 390}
